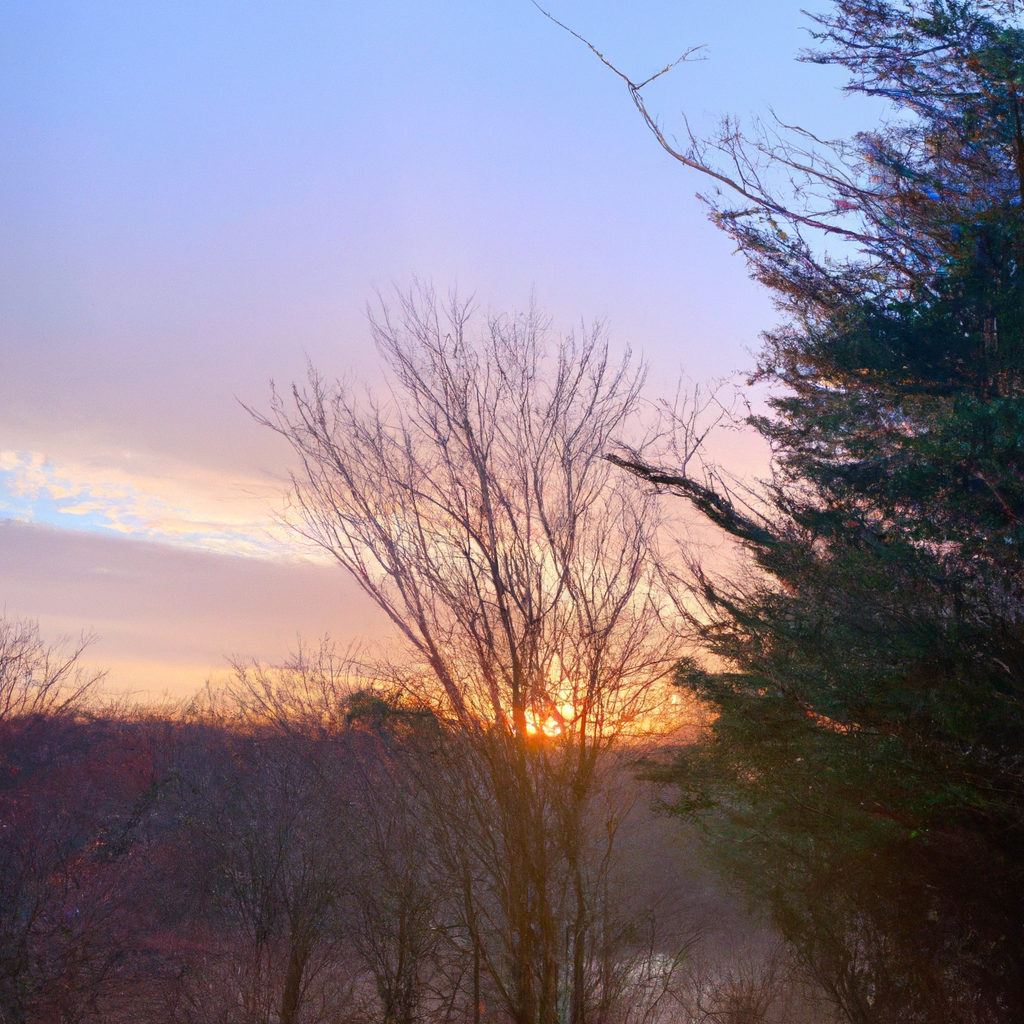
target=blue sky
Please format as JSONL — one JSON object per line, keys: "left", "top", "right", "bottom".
{"left": 0, "top": 0, "right": 880, "bottom": 694}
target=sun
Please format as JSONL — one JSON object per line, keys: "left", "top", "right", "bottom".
{"left": 524, "top": 703, "right": 576, "bottom": 738}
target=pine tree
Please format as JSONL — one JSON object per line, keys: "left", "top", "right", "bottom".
{"left": 604, "top": 2, "right": 1024, "bottom": 1019}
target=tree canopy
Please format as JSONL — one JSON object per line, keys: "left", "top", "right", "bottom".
{"left": 605, "top": 2, "right": 1024, "bottom": 1020}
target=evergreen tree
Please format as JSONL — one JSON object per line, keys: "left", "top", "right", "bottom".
{"left": 604, "top": 2, "right": 1024, "bottom": 1019}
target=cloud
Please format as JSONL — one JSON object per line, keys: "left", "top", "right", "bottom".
{"left": 0, "top": 448, "right": 310, "bottom": 559}
{"left": 0, "top": 519, "right": 389, "bottom": 698}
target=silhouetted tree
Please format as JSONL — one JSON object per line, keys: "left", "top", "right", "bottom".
{"left": 255, "top": 293, "right": 680, "bottom": 1024}
{"left": 574, "top": 1, "right": 1024, "bottom": 1019}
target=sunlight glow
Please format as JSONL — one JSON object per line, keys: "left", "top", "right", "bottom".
{"left": 524, "top": 710, "right": 565, "bottom": 738}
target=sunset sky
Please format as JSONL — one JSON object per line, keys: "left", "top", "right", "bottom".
{"left": 0, "top": 1, "right": 878, "bottom": 697}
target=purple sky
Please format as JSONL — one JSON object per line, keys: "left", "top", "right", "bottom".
{"left": 0, "top": 1, "right": 877, "bottom": 696}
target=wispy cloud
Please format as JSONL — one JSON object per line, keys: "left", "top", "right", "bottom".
{"left": 0, "top": 449, "right": 307, "bottom": 559}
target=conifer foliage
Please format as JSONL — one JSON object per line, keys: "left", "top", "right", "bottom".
{"left": 614, "top": 2, "right": 1024, "bottom": 1019}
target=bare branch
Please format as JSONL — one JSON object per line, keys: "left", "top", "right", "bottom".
{"left": 0, "top": 617, "right": 103, "bottom": 720}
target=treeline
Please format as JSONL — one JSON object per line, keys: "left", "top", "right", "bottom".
{"left": 0, "top": 624, "right": 834, "bottom": 1024}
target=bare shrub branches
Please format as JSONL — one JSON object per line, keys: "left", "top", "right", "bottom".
{"left": 0, "top": 617, "right": 104, "bottom": 720}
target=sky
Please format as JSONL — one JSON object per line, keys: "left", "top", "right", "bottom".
{"left": 0, "top": 0, "right": 879, "bottom": 697}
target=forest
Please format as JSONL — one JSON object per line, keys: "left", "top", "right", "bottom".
{"left": 4, "top": 1, "right": 1024, "bottom": 1021}
{"left": 0, "top": 623, "right": 821, "bottom": 1024}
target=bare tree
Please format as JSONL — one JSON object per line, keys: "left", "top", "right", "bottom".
{"left": 226, "top": 646, "right": 451, "bottom": 1024}
{"left": 171, "top": 698, "right": 351, "bottom": 1024}
{"left": 0, "top": 617, "right": 103, "bottom": 721}
{"left": 254, "top": 290, "right": 680, "bottom": 1024}
{"left": 224, "top": 638, "right": 365, "bottom": 741}
{"left": 345, "top": 721, "right": 442, "bottom": 1024}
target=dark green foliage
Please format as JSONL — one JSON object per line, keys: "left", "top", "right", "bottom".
{"left": 633, "top": 2, "right": 1024, "bottom": 1019}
